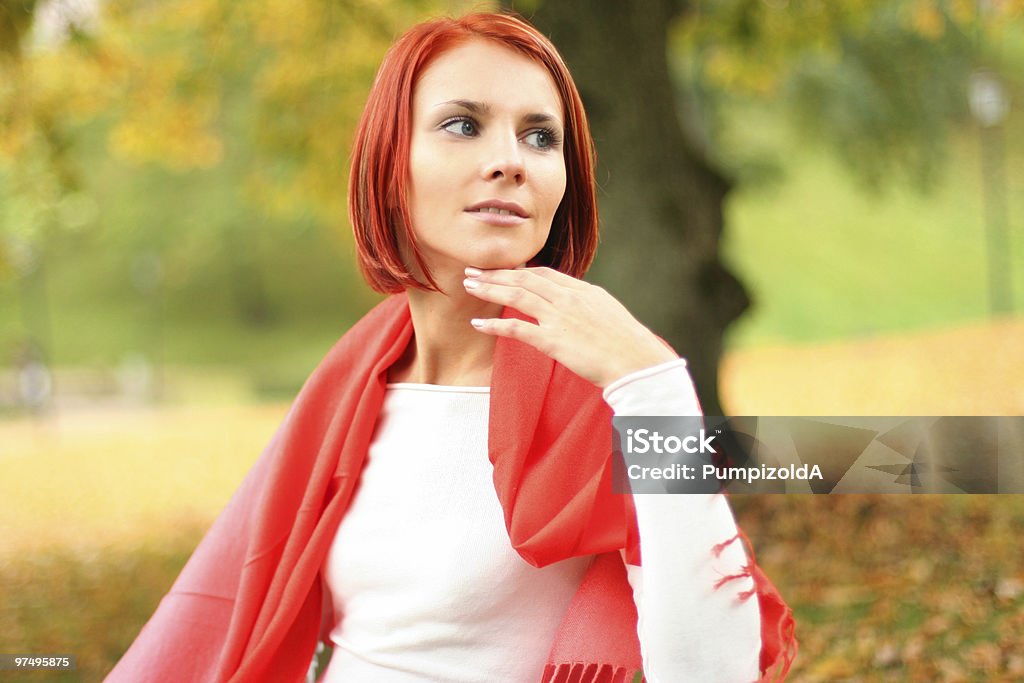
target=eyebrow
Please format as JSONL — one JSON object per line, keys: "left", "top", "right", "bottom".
{"left": 436, "top": 99, "right": 562, "bottom": 128}
{"left": 436, "top": 99, "right": 491, "bottom": 114}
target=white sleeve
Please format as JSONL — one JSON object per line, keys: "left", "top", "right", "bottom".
{"left": 604, "top": 359, "right": 762, "bottom": 683}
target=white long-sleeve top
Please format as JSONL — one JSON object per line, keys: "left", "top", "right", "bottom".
{"left": 320, "top": 359, "right": 761, "bottom": 682}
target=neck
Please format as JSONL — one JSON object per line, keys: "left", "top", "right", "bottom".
{"left": 390, "top": 273, "right": 502, "bottom": 386}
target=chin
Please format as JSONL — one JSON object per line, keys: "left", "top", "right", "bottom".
{"left": 465, "top": 246, "right": 543, "bottom": 271}
{"left": 466, "top": 258, "right": 530, "bottom": 272}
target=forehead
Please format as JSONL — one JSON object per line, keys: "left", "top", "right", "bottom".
{"left": 413, "top": 38, "right": 564, "bottom": 120}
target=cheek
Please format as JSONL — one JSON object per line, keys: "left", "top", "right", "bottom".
{"left": 539, "top": 162, "right": 568, "bottom": 218}
{"left": 407, "top": 177, "right": 445, "bottom": 236}
{"left": 407, "top": 137, "right": 445, "bottom": 214}
{"left": 409, "top": 150, "right": 465, "bottom": 216}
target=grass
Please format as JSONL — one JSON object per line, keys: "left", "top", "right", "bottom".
{"left": 0, "top": 530, "right": 206, "bottom": 682}
{"left": 729, "top": 494, "right": 1024, "bottom": 682}
{"left": 0, "top": 404, "right": 285, "bottom": 556}
{"left": 1, "top": 318, "right": 1023, "bottom": 680}
{"left": 0, "top": 404, "right": 286, "bottom": 681}
{"left": 720, "top": 315, "right": 1024, "bottom": 415}
{"left": 721, "top": 111, "right": 1024, "bottom": 348}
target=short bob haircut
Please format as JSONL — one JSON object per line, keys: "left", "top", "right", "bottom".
{"left": 348, "top": 12, "right": 599, "bottom": 293}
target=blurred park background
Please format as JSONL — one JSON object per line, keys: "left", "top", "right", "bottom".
{"left": 1, "top": 0, "right": 1023, "bottom": 680}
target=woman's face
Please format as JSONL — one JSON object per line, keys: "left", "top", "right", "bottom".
{"left": 406, "top": 38, "right": 567, "bottom": 283}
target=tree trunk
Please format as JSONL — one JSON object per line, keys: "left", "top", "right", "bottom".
{"left": 523, "top": 0, "right": 749, "bottom": 415}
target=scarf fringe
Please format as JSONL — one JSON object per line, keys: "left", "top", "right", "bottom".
{"left": 542, "top": 662, "right": 642, "bottom": 683}
{"left": 711, "top": 529, "right": 798, "bottom": 682}
{"left": 711, "top": 530, "right": 742, "bottom": 557}
{"left": 711, "top": 535, "right": 759, "bottom": 599}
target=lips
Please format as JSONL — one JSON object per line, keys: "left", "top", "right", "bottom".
{"left": 471, "top": 207, "right": 519, "bottom": 216}
{"left": 465, "top": 200, "right": 529, "bottom": 218}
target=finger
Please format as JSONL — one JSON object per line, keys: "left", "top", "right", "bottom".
{"left": 463, "top": 278, "right": 554, "bottom": 316}
{"left": 467, "top": 267, "right": 566, "bottom": 304}
{"left": 470, "top": 316, "right": 549, "bottom": 352}
{"left": 521, "top": 266, "right": 590, "bottom": 290}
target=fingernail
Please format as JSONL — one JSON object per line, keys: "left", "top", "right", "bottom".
{"left": 465, "top": 267, "right": 482, "bottom": 278}
{"left": 463, "top": 278, "right": 479, "bottom": 290}
{"left": 470, "top": 318, "right": 485, "bottom": 329}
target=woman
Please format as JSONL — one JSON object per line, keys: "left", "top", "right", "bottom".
{"left": 107, "top": 12, "right": 795, "bottom": 683}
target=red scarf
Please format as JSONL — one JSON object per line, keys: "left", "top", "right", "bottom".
{"left": 106, "top": 293, "right": 796, "bottom": 682}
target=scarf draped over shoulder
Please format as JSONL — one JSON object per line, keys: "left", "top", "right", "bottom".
{"left": 105, "top": 293, "right": 796, "bottom": 682}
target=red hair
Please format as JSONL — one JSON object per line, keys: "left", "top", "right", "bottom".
{"left": 348, "top": 12, "right": 599, "bottom": 293}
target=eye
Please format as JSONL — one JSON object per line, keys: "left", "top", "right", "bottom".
{"left": 441, "top": 117, "right": 478, "bottom": 138}
{"left": 523, "top": 128, "right": 561, "bottom": 150}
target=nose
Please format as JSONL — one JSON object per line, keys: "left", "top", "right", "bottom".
{"left": 481, "top": 132, "right": 526, "bottom": 186}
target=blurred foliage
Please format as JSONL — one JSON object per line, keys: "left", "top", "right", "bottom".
{"left": 0, "top": 0, "right": 478, "bottom": 376}
{"left": 0, "top": 1, "right": 462, "bottom": 319}
{"left": 1, "top": 0, "right": 471, "bottom": 219}
{"left": 1, "top": 528, "right": 208, "bottom": 682}
{"left": 0, "top": 0, "right": 1021, "bottom": 377}
{"left": 2, "top": 0, "right": 1018, "bottom": 248}
{"left": 731, "top": 494, "right": 1024, "bottom": 682}
{"left": 673, "top": 0, "right": 1023, "bottom": 189}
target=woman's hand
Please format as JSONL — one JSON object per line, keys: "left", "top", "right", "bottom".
{"left": 463, "top": 266, "right": 678, "bottom": 388}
